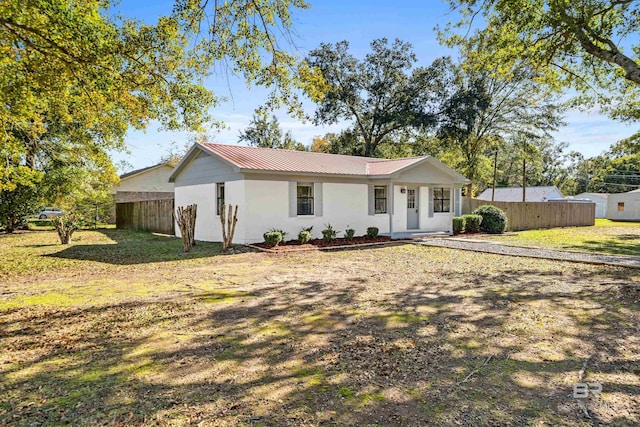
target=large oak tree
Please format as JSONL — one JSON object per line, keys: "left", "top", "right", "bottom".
{"left": 0, "top": 0, "right": 313, "bottom": 228}
{"left": 305, "top": 38, "right": 450, "bottom": 157}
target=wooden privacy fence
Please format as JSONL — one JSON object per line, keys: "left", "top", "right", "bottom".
{"left": 116, "top": 199, "right": 175, "bottom": 235}
{"left": 461, "top": 198, "right": 595, "bottom": 231}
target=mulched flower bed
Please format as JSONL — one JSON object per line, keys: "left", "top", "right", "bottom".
{"left": 253, "top": 235, "right": 396, "bottom": 251}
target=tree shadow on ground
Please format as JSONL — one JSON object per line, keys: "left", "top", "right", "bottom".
{"left": 45, "top": 228, "right": 230, "bottom": 265}
{"left": 2, "top": 254, "right": 639, "bottom": 425}
{"left": 568, "top": 236, "right": 640, "bottom": 257}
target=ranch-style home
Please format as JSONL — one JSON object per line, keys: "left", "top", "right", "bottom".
{"left": 169, "top": 143, "right": 470, "bottom": 244}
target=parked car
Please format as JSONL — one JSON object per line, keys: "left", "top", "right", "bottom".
{"left": 37, "top": 207, "right": 64, "bottom": 219}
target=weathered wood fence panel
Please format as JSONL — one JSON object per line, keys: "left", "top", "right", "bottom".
{"left": 461, "top": 198, "right": 595, "bottom": 231}
{"left": 116, "top": 199, "right": 175, "bottom": 235}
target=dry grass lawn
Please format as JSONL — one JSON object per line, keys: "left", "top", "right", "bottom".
{"left": 1, "top": 228, "right": 639, "bottom": 426}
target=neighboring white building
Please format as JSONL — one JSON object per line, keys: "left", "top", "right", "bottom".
{"left": 571, "top": 192, "right": 608, "bottom": 218}
{"left": 607, "top": 189, "right": 640, "bottom": 221}
{"left": 169, "top": 143, "right": 470, "bottom": 244}
{"left": 112, "top": 163, "right": 175, "bottom": 202}
{"left": 476, "top": 186, "right": 564, "bottom": 202}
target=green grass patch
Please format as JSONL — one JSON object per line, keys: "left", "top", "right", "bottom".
{"left": 483, "top": 219, "right": 640, "bottom": 256}
{"left": 374, "top": 311, "right": 430, "bottom": 328}
{"left": 337, "top": 386, "right": 355, "bottom": 398}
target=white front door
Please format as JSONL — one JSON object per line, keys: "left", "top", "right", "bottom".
{"left": 407, "top": 187, "right": 418, "bottom": 229}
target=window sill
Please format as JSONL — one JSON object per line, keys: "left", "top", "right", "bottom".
{"left": 297, "top": 215, "right": 315, "bottom": 218}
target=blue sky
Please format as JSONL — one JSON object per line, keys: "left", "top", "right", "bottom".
{"left": 111, "top": 0, "right": 636, "bottom": 170}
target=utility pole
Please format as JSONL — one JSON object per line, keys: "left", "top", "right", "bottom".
{"left": 492, "top": 149, "right": 498, "bottom": 202}
{"left": 522, "top": 158, "right": 526, "bottom": 202}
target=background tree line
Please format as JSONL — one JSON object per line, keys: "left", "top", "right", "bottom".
{"left": 3, "top": 0, "right": 640, "bottom": 231}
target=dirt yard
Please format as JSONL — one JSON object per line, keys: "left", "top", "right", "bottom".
{"left": 1, "top": 229, "right": 639, "bottom": 426}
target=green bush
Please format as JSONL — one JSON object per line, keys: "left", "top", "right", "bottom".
{"left": 452, "top": 216, "right": 465, "bottom": 234}
{"left": 263, "top": 231, "right": 283, "bottom": 247}
{"left": 472, "top": 205, "right": 508, "bottom": 234}
{"left": 344, "top": 227, "right": 355, "bottom": 240}
{"left": 298, "top": 230, "right": 312, "bottom": 244}
{"left": 366, "top": 227, "right": 379, "bottom": 239}
{"left": 269, "top": 228, "right": 287, "bottom": 240}
{"left": 321, "top": 224, "right": 338, "bottom": 242}
{"left": 462, "top": 214, "right": 482, "bottom": 233}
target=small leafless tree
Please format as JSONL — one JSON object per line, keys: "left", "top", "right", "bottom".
{"left": 54, "top": 214, "right": 79, "bottom": 245}
{"left": 220, "top": 204, "right": 238, "bottom": 251}
{"left": 175, "top": 204, "right": 197, "bottom": 252}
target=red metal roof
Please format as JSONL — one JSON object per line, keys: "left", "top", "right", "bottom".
{"left": 201, "top": 143, "right": 425, "bottom": 176}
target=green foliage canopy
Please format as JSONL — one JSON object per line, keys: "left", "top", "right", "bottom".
{"left": 239, "top": 112, "right": 306, "bottom": 150}
{"left": 440, "top": 0, "right": 640, "bottom": 122}
{"left": 305, "top": 38, "right": 451, "bottom": 157}
{"left": 1, "top": 0, "right": 313, "bottom": 226}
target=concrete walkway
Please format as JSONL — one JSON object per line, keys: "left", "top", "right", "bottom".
{"left": 416, "top": 237, "right": 640, "bottom": 269}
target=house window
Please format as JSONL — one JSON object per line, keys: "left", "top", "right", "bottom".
{"left": 216, "top": 182, "right": 225, "bottom": 215}
{"left": 297, "top": 183, "right": 314, "bottom": 215}
{"left": 433, "top": 187, "right": 450, "bottom": 213}
{"left": 618, "top": 202, "right": 625, "bottom": 212}
{"left": 374, "top": 186, "right": 387, "bottom": 214}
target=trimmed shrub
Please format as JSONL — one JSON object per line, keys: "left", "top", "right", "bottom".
{"left": 344, "top": 228, "right": 356, "bottom": 240}
{"left": 263, "top": 231, "right": 283, "bottom": 247}
{"left": 366, "top": 227, "right": 379, "bottom": 239}
{"left": 298, "top": 230, "right": 312, "bottom": 244}
{"left": 269, "top": 228, "right": 287, "bottom": 240}
{"left": 321, "top": 224, "right": 338, "bottom": 242}
{"left": 462, "top": 214, "right": 482, "bottom": 233}
{"left": 452, "top": 216, "right": 465, "bottom": 234}
{"left": 472, "top": 205, "right": 508, "bottom": 234}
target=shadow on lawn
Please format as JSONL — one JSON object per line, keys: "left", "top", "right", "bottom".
{"left": 569, "top": 234, "right": 640, "bottom": 257}
{"left": 1, "top": 263, "right": 639, "bottom": 425}
{"left": 46, "top": 228, "right": 228, "bottom": 265}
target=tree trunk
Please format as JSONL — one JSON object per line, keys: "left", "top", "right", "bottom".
{"left": 220, "top": 204, "right": 238, "bottom": 251}
{"left": 54, "top": 215, "right": 78, "bottom": 245}
{"left": 175, "top": 204, "right": 197, "bottom": 253}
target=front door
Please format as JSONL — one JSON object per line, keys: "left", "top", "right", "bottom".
{"left": 407, "top": 187, "right": 418, "bottom": 229}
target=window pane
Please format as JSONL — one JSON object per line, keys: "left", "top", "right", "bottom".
{"left": 407, "top": 189, "right": 415, "bottom": 209}
{"left": 297, "top": 183, "right": 314, "bottom": 215}
{"left": 374, "top": 186, "right": 387, "bottom": 214}
{"left": 217, "top": 183, "right": 225, "bottom": 215}
{"left": 375, "top": 198, "right": 386, "bottom": 214}
{"left": 442, "top": 188, "right": 450, "bottom": 199}
{"left": 297, "top": 184, "right": 312, "bottom": 197}
{"left": 442, "top": 199, "right": 450, "bottom": 213}
{"left": 297, "top": 198, "right": 313, "bottom": 215}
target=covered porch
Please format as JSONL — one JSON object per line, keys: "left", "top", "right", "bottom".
{"left": 382, "top": 182, "right": 464, "bottom": 235}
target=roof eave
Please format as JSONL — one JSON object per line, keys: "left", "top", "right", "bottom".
{"left": 385, "top": 156, "right": 470, "bottom": 183}
{"left": 120, "top": 163, "right": 170, "bottom": 181}
{"left": 240, "top": 168, "right": 379, "bottom": 179}
{"left": 169, "top": 143, "right": 241, "bottom": 182}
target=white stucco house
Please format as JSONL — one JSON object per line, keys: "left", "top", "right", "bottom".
{"left": 607, "top": 189, "right": 640, "bottom": 221}
{"left": 571, "top": 192, "right": 608, "bottom": 218}
{"left": 168, "top": 143, "right": 470, "bottom": 244}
